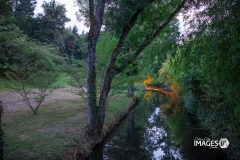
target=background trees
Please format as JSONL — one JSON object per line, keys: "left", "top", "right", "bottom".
{"left": 13, "top": 0, "right": 37, "bottom": 36}
{"left": 0, "top": 0, "right": 88, "bottom": 110}
{"left": 0, "top": 0, "right": 13, "bottom": 20}
{"left": 34, "top": 0, "right": 70, "bottom": 55}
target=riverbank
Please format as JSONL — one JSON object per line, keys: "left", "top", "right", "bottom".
{"left": 0, "top": 86, "right": 135, "bottom": 160}
{"left": 63, "top": 96, "right": 138, "bottom": 160}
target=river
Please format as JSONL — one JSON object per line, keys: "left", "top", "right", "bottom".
{"left": 88, "top": 91, "right": 228, "bottom": 160}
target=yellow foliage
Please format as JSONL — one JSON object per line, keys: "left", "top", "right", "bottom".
{"left": 170, "top": 81, "right": 181, "bottom": 95}
{"left": 158, "top": 62, "right": 182, "bottom": 117}
{"left": 143, "top": 91, "right": 153, "bottom": 101}
{"left": 143, "top": 75, "right": 153, "bottom": 86}
{"left": 159, "top": 63, "right": 181, "bottom": 95}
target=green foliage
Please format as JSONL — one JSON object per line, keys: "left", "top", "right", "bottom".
{"left": 31, "top": 0, "right": 86, "bottom": 59}
{"left": 62, "top": 34, "right": 127, "bottom": 105}
{"left": 61, "top": 59, "right": 87, "bottom": 99}
{"left": 13, "top": 0, "right": 37, "bottom": 36}
{"left": 96, "top": 33, "right": 127, "bottom": 104}
{"left": 74, "top": 32, "right": 87, "bottom": 59}
{"left": 50, "top": 74, "right": 71, "bottom": 88}
{"left": 0, "top": 23, "right": 64, "bottom": 114}
{"left": 158, "top": 1, "right": 240, "bottom": 158}
{"left": 72, "top": 25, "right": 79, "bottom": 35}
{"left": 96, "top": 33, "right": 118, "bottom": 64}
{"left": 135, "top": 90, "right": 144, "bottom": 99}
{"left": 102, "top": 1, "right": 181, "bottom": 72}
{"left": 34, "top": 0, "right": 70, "bottom": 55}
{"left": 14, "top": 0, "right": 37, "bottom": 18}
{"left": 0, "top": 0, "right": 13, "bottom": 20}
{"left": 8, "top": 0, "right": 86, "bottom": 61}
{"left": 63, "top": 28, "right": 76, "bottom": 57}
{"left": 138, "top": 20, "right": 180, "bottom": 77}
{"left": 0, "top": 23, "right": 63, "bottom": 68}
{"left": 104, "top": 0, "right": 181, "bottom": 37}
{"left": 7, "top": 69, "right": 58, "bottom": 114}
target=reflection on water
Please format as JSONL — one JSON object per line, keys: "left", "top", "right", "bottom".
{"left": 145, "top": 107, "right": 181, "bottom": 160}
{"left": 144, "top": 91, "right": 153, "bottom": 101}
{"left": 90, "top": 91, "right": 227, "bottom": 160}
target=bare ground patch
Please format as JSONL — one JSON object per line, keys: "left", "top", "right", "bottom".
{"left": 0, "top": 86, "right": 80, "bottom": 114}
{"left": 0, "top": 86, "right": 88, "bottom": 160}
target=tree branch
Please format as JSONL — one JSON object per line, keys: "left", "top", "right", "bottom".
{"left": 115, "top": 0, "right": 188, "bottom": 74}
{"left": 110, "top": 0, "right": 154, "bottom": 63}
{"left": 98, "top": 0, "right": 154, "bottom": 108}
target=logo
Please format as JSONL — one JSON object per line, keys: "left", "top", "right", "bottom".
{"left": 219, "top": 138, "right": 230, "bottom": 148}
{"left": 194, "top": 137, "right": 229, "bottom": 149}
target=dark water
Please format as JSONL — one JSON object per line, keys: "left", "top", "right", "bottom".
{"left": 89, "top": 92, "right": 228, "bottom": 160}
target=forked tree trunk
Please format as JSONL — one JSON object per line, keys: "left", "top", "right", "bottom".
{"left": 86, "top": 0, "right": 187, "bottom": 144}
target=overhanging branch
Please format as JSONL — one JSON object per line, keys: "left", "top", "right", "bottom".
{"left": 98, "top": 1, "right": 155, "bottom": 108}
{"left": 110, "top": 0, "right": 155, "bottom": 63}
{"left": 115, "top": 0, "right": 188, "bottom": 74}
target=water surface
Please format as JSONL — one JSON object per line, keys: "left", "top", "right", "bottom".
{"left": 90, "top": 92, "right": 227, "bottom": 160}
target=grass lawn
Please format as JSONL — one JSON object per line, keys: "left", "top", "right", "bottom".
{"left": 2, "top": 90, "right": 132, "bottom": 160}
{"left": 0, "top": 78, "right": 19, "bottom": 91}
{"left": 51, "top": 74, "right": 72, "bottom": 88}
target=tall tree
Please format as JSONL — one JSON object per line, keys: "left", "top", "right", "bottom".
{"left": 14, "top": 0, "right": 37, "bottom": 36}
{"left": 74, "top": 32, "right": 87, "bottom": 59}
{"left": 0, "top": 0, "right": 13, "bottom": 20}
{"left": 63, "top": 28, "right": 76, "bottom": 57}
{"left": 14, "top": 0, "right": 36, "bottom": 17}
{"left": 76, "top": 0, "right": 188, "bottom": 143}
{"left": 72, "top": 25, "right": 79, "bottom": 35}
{"left": 34, "top": 0, "right": 70, "bottom": 48}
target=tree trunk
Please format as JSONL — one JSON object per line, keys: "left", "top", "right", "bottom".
{"left": 127, "top": 46, "right": 134, "bottom": 97}
{"left": 98, "top": 69, "right": 115, "bottom": 132}
{"left": 86, "top": 0, "right": 106, "bottom": 144}
{"left": 127, "top": 84, "right": 134, "bottom": 96}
